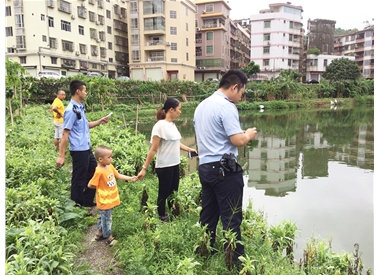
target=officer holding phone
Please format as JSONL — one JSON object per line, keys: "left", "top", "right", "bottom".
{"left": 193, "top": 70, "right": 257, "bottom": 271}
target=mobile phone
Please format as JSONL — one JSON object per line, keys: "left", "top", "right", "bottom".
{"left": 188, "top": 151, "right": 198, "bottom": 158}
{"left": 106, "top": 112, "right": 113, "bottom": 117}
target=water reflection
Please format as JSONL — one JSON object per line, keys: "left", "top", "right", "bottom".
{"left": 135, "top": 106, "right": 374, "bottom": 271}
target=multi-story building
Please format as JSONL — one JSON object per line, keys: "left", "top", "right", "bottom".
{"left": 307, "top": 19, "right": 336, "bottom": 55}
{"left": 250, "top": 2, "right": 304, "bottom": 79}
{"left": 5, "top": 0, "right": 130, "bottom": 78}
{"left": 229, "top": 20, "right": 250, "bottom": 70}
{"left": 194, "top": 0, "right": 231, "bottom": 82}
{"left": 127, "top": 0, "right": 197, "bottom": 81}
{"left": 333, "top": 28, "right": 374, "bottom": 79}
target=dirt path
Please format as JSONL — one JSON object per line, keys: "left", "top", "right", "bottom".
{"left": 74, "top": 208, "right": 125, "bottom": 275}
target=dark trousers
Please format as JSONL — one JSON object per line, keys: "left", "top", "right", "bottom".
{"left": 198, "top": 161, "right": 244, "bottom": 263}
{"left": 155, "top": 164, "right": 180, "bottom": 217}
{"left": 70, "top": 150, "right": 96, "bottom": 207}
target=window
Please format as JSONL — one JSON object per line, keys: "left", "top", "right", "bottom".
{"left": 324, "top": 59, "right": 327, "bottom": 66}
{"left": 170, "top": 42, "right": 177, "bottom": 50}
{"left": 109, "top": 58, "right": 113, "bottom": 62}
{"left": 186, "top": 7, "right": 188, "bottom": 16}
{"left": 186, "top": 52, "right": 188, "bottom": 61}
{"left": 171, "top": 58, "right": 177, "bottom": 62}
{"left": 132, "top": 50, "right": 140, "bottom": 61}
{"left": 6, "top": 27, "right": 13, "bottom": 37}
{"left": 15, "top": 14, "right": 24, "bottom": 28}
{"left": 41, "top": 14, "right": 45, "bottom": 21}
{"left": 288, "top": 59, "right": 292, "bottom": 66}
{"left": 19, "top": 57, "right": 26, "bottom": 64}
{"left": 89, "top": 11, "right": 95, "bottom": 22}
{"left": 170, "top": 27, "right": 177, "bottom": 35}
{"left": 99, "top": 31, "right": 105, "bottom": 41}
{"left": 205, "top": 4, "right": 214, "bottom": 12}
{"left": 289, "top": 21, "right": 293, "bottom": 28}
{"left": 62, "top": 40, "right": 74, "bottom": 51}
{"left": 51, "top": 57, "right": 57, "bottom": 64}
{"left": 186, "top": 23, "right": 188, "bottom": 31}
{"left": 80, "top": 44, "right": 87, "bottom": 54}
{"left": 130, "top": 18, "right": 138, "bottom": 29}
{"left": 49, "top": 37, "right": 57, "bottom": 49}
{"left": 48, "top": 17, "right": 54, "bottom": 27}
{"left": 206, "top": 32, "right": 213, "bottom": 40}
{"left": 264, "top": 33, "right": 270, "bottom": 41}
{"left": 106, "top": 10, "right": 111, "bottom": 18}
{"left": 61, "top": 20, "right": 71, "bottom": 32}
{"left": 263, "top": 46, "right": 270, "bottom": 53}
{"left": 206, "top": 45, "right": 213, "bottom": 54}
{"left": 186, "top": 38, "right": 188, "bottom": 46}
{"left": 107, "top": 26, "right": 112, "bottom": 34}
{"left": 130, "top": 2, "right": 138, "bottom": 13}
{"left": 131, "top": 34, "right": 139, "bottom": 46}
{"left": 6, "top": 6, "right": 11, "bottom": 16}
{"left": 263, "top": 59, "right": 269, "bottom": 66}
{"left": 289, "top": 34, "right": 293, "bottom": 41}
{"left": 78, "top": 25, "right": 84, "bottom": 35}
{"left": 264, "top": 20, "right": 270, "bottom": 28}
{"left": 91, "top": 45, "right": 98, "bottom": 56}
{"left": 78, "top": 7, "right": 87, "bottom": 18}
{"left": 42, "top": 35, "right": 47, "bottom": 42}
{"left": 90, "top": 28, "right": 97, "bottom": 39}
{"left": 170, "top": 10, "right": 176, "bottom": 19}
{"left": 98, "top": 15, "right": 104, "bottom": 25}
{"left": 108, "top": 42, "right": 112, "bottom": 50}
{"left": 58, "top": 0, "right": 72, "bottom": 13}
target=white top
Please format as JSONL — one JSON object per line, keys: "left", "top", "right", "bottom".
{"left": 150, "top": 119, "right": 182, "bottom": 168}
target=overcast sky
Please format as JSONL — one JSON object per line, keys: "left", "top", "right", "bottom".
{"left": 228, "top": 0, "right": 375, "bottom": 31}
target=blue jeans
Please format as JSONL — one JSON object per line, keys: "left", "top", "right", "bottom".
{"left": 98, "top": 209, "right": 113, "bottom": 238}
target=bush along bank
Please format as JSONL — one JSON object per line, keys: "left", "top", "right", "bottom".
{"left": 5, "top": 105, "right": 372, "bottom": 275}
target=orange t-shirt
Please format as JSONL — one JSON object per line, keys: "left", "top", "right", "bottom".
{"left": 89, "top": 164, "right": 121, "bottom": 210}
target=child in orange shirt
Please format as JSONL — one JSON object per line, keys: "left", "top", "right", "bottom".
{"left": 88, "top": 145, "right": 137, "bottom": 246}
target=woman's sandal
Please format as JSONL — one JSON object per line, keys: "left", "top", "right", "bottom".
{"left": 94, "top": 234, "right": 106, "bottom": 241}
{"left": 106, "top": 237, "right": 118, "bottom": 246}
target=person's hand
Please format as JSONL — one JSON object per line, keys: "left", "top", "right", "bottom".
{"left": 56, "top": 156, "right": 65, "bottom": 168}
{"left": 137, "top": 169, "right": 146, "bottom": 180}
{"left": 246, "top": 127, "right": 257, "bottom": 140}
{"left": 130, "top": 176, "right": 138, "bottom": 182}
{"left": 99, "top": 116, "right": 109, "bottom": 124}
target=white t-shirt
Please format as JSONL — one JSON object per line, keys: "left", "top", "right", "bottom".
{"left": 150, "top": 120, "right": 182, "bottom": 168}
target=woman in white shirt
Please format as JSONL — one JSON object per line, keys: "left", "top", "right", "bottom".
{"left": 137, "top": 97, "right": 197, "bottom": 222}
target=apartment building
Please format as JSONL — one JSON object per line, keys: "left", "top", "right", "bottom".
{"left": 194, "top": 0, "right": 231, "bottom": 82}
{"left": 127, "top": 0, "right": 196, "bottom": 81}
{"left": 5, "top": 0, "right": 130, "bottom": 78}
{"left": 229, "top": 20, "right": 250, "bottom": 70}
{"left": 250, "top": 2, "right": 304, "bottom": 79}
{"left": 333, "top": 28, "right": 374, "bottom": 79}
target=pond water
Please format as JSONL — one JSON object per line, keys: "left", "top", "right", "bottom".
{"left": 135, "top": 105, "right": 374, "bottom": 272}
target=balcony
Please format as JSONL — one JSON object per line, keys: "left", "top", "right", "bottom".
{"left": 145, "top": 40, "right": 165, "bottom": 50}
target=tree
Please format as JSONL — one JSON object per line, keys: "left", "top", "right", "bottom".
{"left": 323, "top": 58, "right": 361, "bottom": 82}
{"left": 240, "top": 61, "right": 260, "bottom": 79}
{"left": 5, "top": 58, "right": 29, "bottom": 125}
{"left": 306, "top": 48, "right": 320, "bottom": 55}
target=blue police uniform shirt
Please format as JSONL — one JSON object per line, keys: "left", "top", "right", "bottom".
{"left": 193, "top": 91, "right": 243, "bottom": 165}
{"left": 63, "top": 100, "right": 91, "bottom": 151}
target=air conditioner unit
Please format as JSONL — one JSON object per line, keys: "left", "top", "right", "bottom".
{"left": 196, "top": 27, "right": 200, "bottom": 31}
{"left": 81, "top": 2, "right": 86, "bottom": 7}
{"left": 96, "top": 21, "right": 100, "bottom": 25}
{"left": 119, "top": 14, "right": 124, "bottom": 19}
{"left": 166, "top": 42, "right": 171, "bottom": 46}
{"left": 267, "top": 41, "right": 271, "bottom": 45}
{"left": 96, "top": 38, "right": 101, "bottom": 43}
{"left": 202, "top": 10, "right": 206, "bottom": 14}
{"left": 75, "top": 51, "right": 80, "bottom": 56}
{"left": 147, "top": 58, "right": 152, "bottom": 62}
{"left": 71, "top": 14, "right": 76, "bottom": 19}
